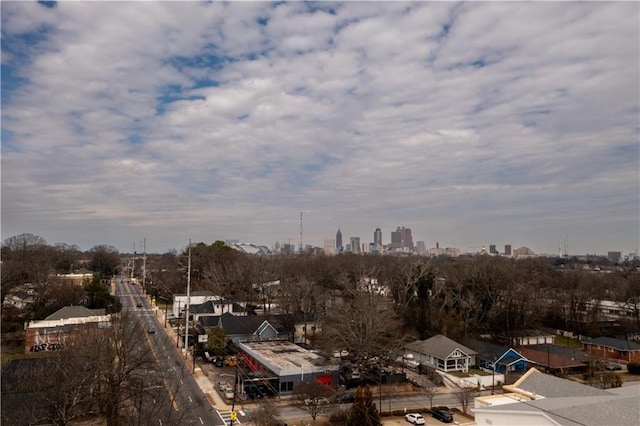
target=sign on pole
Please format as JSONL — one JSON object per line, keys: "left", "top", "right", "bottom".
{"left": 198, "top": 334, "right": 208, "bottom": 343}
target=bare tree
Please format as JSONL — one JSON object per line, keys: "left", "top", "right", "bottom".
{"left": 247, "top": 400, "right": 281, "bottom": 426}
{"left": 453, "top": 385, "right": 479, "bottom": 414}
{"left": 88, "top": 244, "right": 121, "bottom": 277}
{"left": 92, "top": 311, "right": 160, "bottom": 425}
{"left": 423, "top": 383, "right": 441, "bottom": 408}
{"left": 320, "top": 291, "right": 404, "bottom": 360}
{"left": 293, "top": 381, "right": 335, "bottom": 424}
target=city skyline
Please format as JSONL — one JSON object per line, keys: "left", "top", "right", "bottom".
{"left": 2, "top": 2, "right": 638, "bottom": 256}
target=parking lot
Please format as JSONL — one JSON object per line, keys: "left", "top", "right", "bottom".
{"left": 382, "top": 411, "right": 474, "bottom": 426}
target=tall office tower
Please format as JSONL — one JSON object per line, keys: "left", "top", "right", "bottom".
{"left": 416, "top": 241, "right": 427, "bottom": 255}
{"left": 401, "top": 227, "right": 413, "bottom": 249}
{"left": 350, "top": 237, "right": 361, "bottom": 253}
{"left": 391, "top": 228, "right": 402, "bottom": 249}
{"left": 489, "top": 245, "right": 497, "bottom": 254}
{"left": 504, "top": 244, "right": 512, "bottom": 256}
{"left": 336, "top": 229, "right": 342, "bottom": 250}
{"left": 374, "top": 227, "right": 382, "bottom": 246}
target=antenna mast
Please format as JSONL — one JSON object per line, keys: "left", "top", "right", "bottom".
{"left": 299, "top": 211, "right": 303, "bottom": 254}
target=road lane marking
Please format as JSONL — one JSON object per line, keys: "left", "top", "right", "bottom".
{"left": 189, "top": 396, "right": 192, "bottom": 403}
{"left": 199, "top": 417, "right": 203, "bottom": 424}
{"left": 126, "top": 289, "right": 179, "bottom": 412}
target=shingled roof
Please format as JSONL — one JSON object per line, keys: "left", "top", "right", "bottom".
{"left": 406, "top": 334, "right": 477, "bottom": 359}
{"left": 45, "top": 306, "right": 106, "bottom": 320}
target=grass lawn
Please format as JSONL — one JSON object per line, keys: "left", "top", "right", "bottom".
{"left": 554, "top": 335, "right": 583, "bottom": 348}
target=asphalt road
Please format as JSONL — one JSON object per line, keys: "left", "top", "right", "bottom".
{"left": 116, "top": 278, "right": 225, "bottom": 426}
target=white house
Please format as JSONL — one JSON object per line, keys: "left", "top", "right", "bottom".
{"left": 405, "top": 334, "right": 477, "bottom": 372}
{"left": 172, "top": 291, "right": 217, "bottom": 318}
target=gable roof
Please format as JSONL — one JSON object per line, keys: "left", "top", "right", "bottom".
{"left": 508, "top": 367, "right": 609, "bottom": 398}
{"left": 218, "top": 313, "right": 278, "bottom": 336}
{"left": 191, "top": 301, "right": 217, "bottom": 314}
{"left": 583, "top": 336, "right": 640, "bottom": 351}
{"left": 198, "top": 315, "right": 221, "bottom": 328}
{"left": 485, "top": 370, "right": 640, "bottom": 426}
{"left": 461, "top": 337, "right": 510, "bottom": 361}
{"left": 406, "top": 334, "right": 477, "bottom": 360}
{"left": 519, "top": 347, "right": 586, "bottom": 370}
{"left": 529, "top": 344, "right": 590, "bottom": 363}
{"left": 496, "top": 348, "right": 527, "bottom": 366}
{"left": 45, "top": 305, "right": 105, "bottom": 320}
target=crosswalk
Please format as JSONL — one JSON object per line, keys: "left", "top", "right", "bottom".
{"left": 216, "top": 409, "right": 247, "bottom": 424}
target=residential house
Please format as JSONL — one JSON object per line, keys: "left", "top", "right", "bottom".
{"left": 582, "top": 336, "right": 640, "bottom": 363}
{"left": 3, "top": 289, "right": 36, "bottom": 309}
{"left": 461, "top": 338, "right": 527, "bottom": 373}
{"left": 195, "top": 312, "right": 280, "bottom": 345}
{"left": 189, "top": 299, "right": 247, "bottom": 323}
{"left": 405, "top": 334, "right": 477, "bottom": 372}
{"left": 172, "top": 291, "right": 217, "bottom": 318}
{"left": 518, "top": 346, "right": 587, "bottom": 375}
{"left": 474, "top": 368, "right": 640, "bottom": 425}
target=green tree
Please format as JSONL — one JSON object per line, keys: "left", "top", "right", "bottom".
{"left": 206, "top": 327, "right": 228, "bottom": 355}
{"left": 85, "top": 275, "right": 117, "bottom": 310}
{"left": 346, "top": 385, "right": 380, "bottom": 426}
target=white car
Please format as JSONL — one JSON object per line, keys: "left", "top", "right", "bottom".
{"left": 405, "top": 413, "right": 425, "bottom": 425}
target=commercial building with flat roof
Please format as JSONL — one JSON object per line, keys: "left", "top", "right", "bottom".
{"left": 238, "top": 340, "right": 339, "bottom": 396}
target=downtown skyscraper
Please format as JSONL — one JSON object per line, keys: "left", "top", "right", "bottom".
{"left": 374, "top": 227, "right": 382, "bottom": 246}
{"left": 336, "top": 229, "right": 343, "bottom": 250}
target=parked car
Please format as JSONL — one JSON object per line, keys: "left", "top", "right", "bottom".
{"left": 336, "top": 389, "right": 356, "bottom": 403}
{"left": 304, "top": 397, "right": 330, "bottom": 406}
{"left": 136, "top": 302, "right": 143, "bottom": 308}
{"left": 405, "top": 413, "right": 425, "bottom": 425}
{"left": 147, "top": 327, "right": 156, "bottom": 334}
{"left": 605, "top": 363, "right": 622, "bottom": 371}
{"left": 214, "top": 357, "right": 224, "bottom": 367}
{"left": 216, "top": 381, "right": 229, "bottom": 391}
{"left": 224, "top": 356, "right": 237, "bottom": 367}
{"left": 223, "top": 388, "right": 234, "bottom": 399}
{"left": 431, "top": 408, "right": 453, "bottom": 423}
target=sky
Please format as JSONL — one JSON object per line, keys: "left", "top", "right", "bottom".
{"left": 1, "top": 1, "right": 639, "bottom": 256}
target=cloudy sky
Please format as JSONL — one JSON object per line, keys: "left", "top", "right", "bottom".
{"left": 2, "top": 1, "right": 638, "bottom": 255}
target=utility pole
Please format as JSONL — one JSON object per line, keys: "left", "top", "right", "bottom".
{"left": 142, "top": 238, "right": 147, "bottom": 294}
{"left": 131, "top": 243, "right": 136, "bottom": 280}
{"left": 184, "top": 239, "right": 192, "bottom": 355}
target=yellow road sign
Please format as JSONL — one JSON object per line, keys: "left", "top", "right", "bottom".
{"left": 230, "top": 411, "right": 237, "bottom": 421}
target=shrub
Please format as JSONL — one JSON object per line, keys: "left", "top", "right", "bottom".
{"left": 627, "top": 363, "right": 640, "bottom": 375}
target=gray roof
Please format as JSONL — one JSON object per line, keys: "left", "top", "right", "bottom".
{"left": 175, "top": 290, "right": 214, "bottom": 297}
{"left": 516, "top": 369, "right": 609, "bottom": 398}
{"left": 460, "top": 337, "right": 509, "bottom": 361}
{"left": 45, "top": 306, "right": 106, "bottom": 320}
{"left": 583, "top": 336, "right": 640, "bottom": 351}
{"left": 481, "top": 386, "right": 640, "bottom": 426}
{"left": 406, "top": 334, "right": 477, "bottom": 360}
{"left": 528, "top": 344, "right": 590, "bottom": 363}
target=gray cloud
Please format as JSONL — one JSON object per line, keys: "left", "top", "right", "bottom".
{"left": 1, "top": 1, "right": 638, "bottom": 255}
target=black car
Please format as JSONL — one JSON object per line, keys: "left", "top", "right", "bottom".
{"left": 336, "top": 390, "right": 356, "bottom": 403}
{"left": 431, "top": 408, "right": 453, "bottom": 423}
{"left": 136, "top": 302, "right": 143, "bottom": 308}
